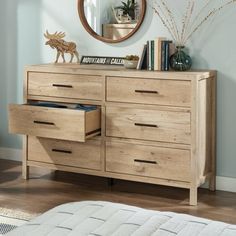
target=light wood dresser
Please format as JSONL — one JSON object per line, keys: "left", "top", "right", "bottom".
{"left": 103, "top": 24, "right": 137, "bottom": 40}
{"left": 8, "top": 64, "right": 216, "bottom": 205}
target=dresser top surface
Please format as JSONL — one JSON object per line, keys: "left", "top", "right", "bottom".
{"left": 25, "top": 64, "right": 216, "bottom": 80}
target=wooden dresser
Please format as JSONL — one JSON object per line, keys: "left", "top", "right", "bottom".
{"left": 103, "top": 24, "right": 137, "bottom": 40}
{"left": 8, "top": 64, "right": 216, "bottom": 205}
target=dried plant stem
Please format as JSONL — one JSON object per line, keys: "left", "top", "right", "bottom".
{"left": 181, "top": 0, "right": 195, "bottom": 45}
{"left": 153, "top": 1, "right": 176, "bottom": 38}
{"left": 152, "top": 6, "right": 176, "bottom": 41}
{"left": 183, "top": 0, "right": 214, "bottom": 43}
{"left": 159, "top": 0, "right": 180, "bottom": 44}
{"left": 183, "top": 0, "right": 236, "bottom": 44}
{"left": 151, "top": 0, "right": 236, "bottom": 46}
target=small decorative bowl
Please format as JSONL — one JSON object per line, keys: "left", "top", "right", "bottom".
{"left": 124, "top": 60, "right": 139, "bottom": 69}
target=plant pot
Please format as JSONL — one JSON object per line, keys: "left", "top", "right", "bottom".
{"left": 170, "top": 46, "right": 192, "bottom": 71}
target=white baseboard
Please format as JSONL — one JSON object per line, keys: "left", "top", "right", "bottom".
{"left": 215, "top": 176, "right": 236, "bottom": 193}
{"left": 0, "top": 147, "right": 235, "bottom": 193}
{"left": 0, "top": 148, "right": 22, "bottom": 162}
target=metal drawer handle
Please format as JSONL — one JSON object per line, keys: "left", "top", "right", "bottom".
{"left": 52, "top": 84, "right": 73, "bottom": 88}
{"left": 52, "top": 149, "right": 72, "bottom": 154}
{"left": 135, "top": 90, "right": 159, "bottom": 94}
{"left": 135, "top": 123, "right": 158, "bottom": 128}
{"left": 34, "top": 121, "right": 55, "bottom": 126}
{"left": 134, "top": 159, "right": 158, "bottom": 165}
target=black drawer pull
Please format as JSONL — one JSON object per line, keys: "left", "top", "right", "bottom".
{"left": 52, "top": 149, "right": 72, "bottom": 154}
{"left": 52, "top": 84, "right": 73, "bottom": 88}
{"left": 134, "top": 159, "right": 158, "bottom": 165}
{"left": 135, "top": 90, "right": 159, "bottom": 94}
{"left": 135, "top": 123, "right": 158, "bottom": 128}
{"left": 34, "top": 121, "right": 55, "bottom": 126}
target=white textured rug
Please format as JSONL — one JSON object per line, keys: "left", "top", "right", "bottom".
{"left": 0, "top": 208, "right": 37, "bottom": 235}
{"left": 6, "top": 201, "right": 236, "bottom": 236}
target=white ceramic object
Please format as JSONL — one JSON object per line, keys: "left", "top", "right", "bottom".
{"left": 112, "top": 7, "right": 132, "bottom": 23}
{"left": 124, "top": 60, "right": 139, "bottom": 69}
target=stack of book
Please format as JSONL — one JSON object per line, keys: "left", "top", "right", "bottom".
{"left": 137, "top": 37, "right": 175, "bottom": 71}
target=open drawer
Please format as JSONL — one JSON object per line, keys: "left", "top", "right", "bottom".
{"left": 8, "top": 104, "right": 101, "bottom": 142}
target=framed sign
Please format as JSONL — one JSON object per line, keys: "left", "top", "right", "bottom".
{"left": 80, "top": 56, "right": 124, "bottom": 66}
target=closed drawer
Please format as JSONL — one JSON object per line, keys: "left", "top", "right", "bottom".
{"left": 9, "top": 104, "right": 101, "bottom": 142}
{"left": 28, "top": 72, "right": 103, "bottom": 100}
{"left": 106, "top": 107, "right": 191, "bottom": 144}
{"left": 106, "top": 77, "right": 191, "bottom": 107}
{"left": 28, "top": 136, "right": 101, "bottom": 170}
{"left": 106, "top": 141, "right": 191, "bottom": 182}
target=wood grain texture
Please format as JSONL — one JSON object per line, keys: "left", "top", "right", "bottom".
{"left": 8, "top": 104, "right": 101, "bottom": 142}
{"left": 103, "top": 24, "right": 137, "bottom": 40}
{"left": 106, "top": 106, "right": 191, "bottom": 144}
{"left": 22, "top": 136, "right": 29, "bottom": 180}
{"left": 26, "top": 160, "right": 190, "bottom": 189}
{"left": 28, "top": 72, "right": 103, "bottom": 101}
{"left": 8, "top": 64, "right": 216, "bottom": 205}
{"left": 106, "top": 140, "right": 191, "bottom": 182}
{"left": 106, "top": 76, "right": 191, "bottom": 107}
{"left": 28, "top": 136, "right": 101, "bottom": 170}
{"left": 190, "top": 79, "right": 198, "bottom": 206}
{"left": 25, "top": 64, "right": 215, "bottom": 79}
{"left": 22, "top": 69, "right": 29, "bottom": 180}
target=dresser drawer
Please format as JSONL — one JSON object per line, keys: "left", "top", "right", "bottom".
{"left": 106, "top": 77, "right": 191, "bottom": 107}
{"left": 106, "top": 141, "right": 191, "bottom": 182}
{"left": 9, "top": 104, "right": 101, "bottom": 142}
{"left": 106, "top": 107, "right": 191, "bottom": 144}
{"left": 28, "top": 136, "right": 101, "bottom": 170}
{"left": 28, "top": 72, "right": 103, "bottom": 100}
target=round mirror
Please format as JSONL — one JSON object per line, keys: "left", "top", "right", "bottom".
{"left": 78, "top": 0, "right": 146, "bottom": 43}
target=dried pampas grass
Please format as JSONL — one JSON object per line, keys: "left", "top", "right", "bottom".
{"left": 151, "top": 0, "right": 236, "bottom": 46}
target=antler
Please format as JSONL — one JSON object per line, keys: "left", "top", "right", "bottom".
{"left": 44, "top": 30, "right": 66, "bottom": 40}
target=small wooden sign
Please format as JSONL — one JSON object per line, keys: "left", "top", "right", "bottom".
{"left": 80, "top": 56, "right": 124, "bottom": 66}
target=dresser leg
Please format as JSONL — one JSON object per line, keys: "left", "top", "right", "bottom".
{"left": 189, "top": 187, "right": 198, "bottom": 206}
{"left": 22, "top": 165, "right": 29, "bottom": 180}
{"left": 22, "top": 136, "right": 29, "bottom": 180}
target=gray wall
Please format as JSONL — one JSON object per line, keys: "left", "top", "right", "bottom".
{"left": 0, "top": 0, "right": 236, "bottom": 178}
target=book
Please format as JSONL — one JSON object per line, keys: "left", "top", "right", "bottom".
{"left": 137, "top": 44, "right": 147, "bottom": 70}
{"left": 141, "top": 45, "right": 148, "bottom": 70}
{"left": 146, "top": 41, "right": 150, "bottom": 71}
{"left": 154, "top": 37, "right": 166, "bottom": 71}
{"left": 146, "top": 40, "right": 153, "bottom": 71}
{"left": 164, "top": 41, "right": 173, "bottom": 71}
{"left": 160, "top": 40, "right": 173, "bottom": 71}
{"left": 151, "top": 40, "right": 155, "bottom": 71}
{"left": 164, "top": 42, "right": 170, "bottom": 71}
{"left": 147, "top": 40, "right": 152, "bottom": 71}
{"left": 137, "top": 44, "right": 145, "bottom": 69}
{"left": 161, "top": 41, "right": 166, "bottom": 71}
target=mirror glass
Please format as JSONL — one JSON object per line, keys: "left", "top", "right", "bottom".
{"left": 80, "top": 0, "right": 146, "bottom": 43}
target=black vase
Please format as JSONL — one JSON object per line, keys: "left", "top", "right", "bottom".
{"left": 170, "top": 46, "right": 192, "bottom": 71}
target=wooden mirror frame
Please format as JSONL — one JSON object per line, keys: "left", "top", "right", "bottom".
{"left": 78, "top": 0, "right": 146, "bottom": 43}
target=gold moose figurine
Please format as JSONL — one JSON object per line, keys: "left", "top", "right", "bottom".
{"left": 44, "top": 30, "right": 79, "bottom": 63}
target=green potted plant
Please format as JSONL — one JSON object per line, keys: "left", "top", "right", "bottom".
{"left": 124, "top": 55, "right": 139, "bottom": 69}
{"left": 115, "top": 0, "right": 138, "bottom": 20}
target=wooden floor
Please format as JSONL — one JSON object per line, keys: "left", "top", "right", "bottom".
{"left": 0, "top": 159, "right": 236, "bottom": 224}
